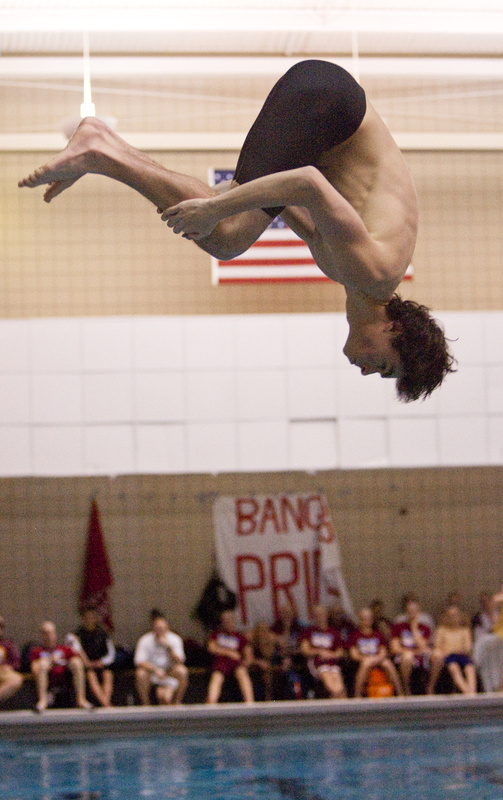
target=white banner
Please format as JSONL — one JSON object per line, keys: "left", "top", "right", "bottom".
{"left": 213, "top": 493, "right": 354, "bottom": 628}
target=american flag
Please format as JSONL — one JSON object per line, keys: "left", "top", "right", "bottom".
{"left": 210, "top": 169, "right": 413, "bottom": 285}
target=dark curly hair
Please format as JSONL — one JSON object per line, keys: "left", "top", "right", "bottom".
{"left": 385, "top": 295, "right": 456, "bottom": 402}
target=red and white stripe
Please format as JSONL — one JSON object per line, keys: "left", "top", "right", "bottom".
{"left": 212, "top": 226, "right": 413, "bottom": 285}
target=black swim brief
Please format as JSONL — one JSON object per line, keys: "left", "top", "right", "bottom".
{"left": 234, "top": 59, "right": 367, "bottom": 218}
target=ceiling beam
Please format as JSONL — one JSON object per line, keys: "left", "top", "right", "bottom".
{"left": 2, "top": 132, "right": 502, "bottom": 152}
{"left": 0, "top": 56, "right": 502, "bottom": 80}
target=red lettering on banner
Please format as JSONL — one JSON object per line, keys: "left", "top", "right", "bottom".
{"left": 313, "top": 549, "right": 321, "bottom": 604}
{"left": 270, "top": 552, "right": 299, "bottom": 618}
{"left": 302, "top": 494, "right": 322, "bottom": 530}
{"left": 236, "top": 554, "right": 265, "bottom": 624}
{"left": 280, "top": 496, "right": 304, "bottom": 532}
{"left": 303, "top": 548, "right": 321, "bottom": 618}
{"left": 235, "top": 494, "right": 332, "bottom": 538}
{"left": 303, "top": 549, "right": 313, "bottom": 617}
{"left": 259, "top": 498, "right": 281, "bottom": 534}
{"left": 234, "top": 550, "right": 324, "bottom": 623}
{"left": 236, "top": 499, "right": 259, "bottom": 535}
{"left": 316, "top": 496, "right": 335, "bottom": 543}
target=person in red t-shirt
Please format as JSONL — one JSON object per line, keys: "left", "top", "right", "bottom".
{"left": 390, "top": 599, "right": 444, "bottom": 695}
{"left": 300, "top": 604, "right": 346, "bottom": 699}
{"left": 30, "top": 621, "right": 91, "bottom": 712}
{"left": 348, "top": 607, "right": 403, "bottom": 697}
{"left": 206, "top": 609, "right": 254, "bottom": 704}
{"left": 0, "top": 614, "right": 23, "bottom": 705}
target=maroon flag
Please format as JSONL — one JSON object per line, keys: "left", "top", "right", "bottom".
{"left": 80, "top": 499, "right": 114, "bottom": 631}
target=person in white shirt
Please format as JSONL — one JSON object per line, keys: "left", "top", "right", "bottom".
{"left": 134, "top": 612, "right": 188, "bottom": 705}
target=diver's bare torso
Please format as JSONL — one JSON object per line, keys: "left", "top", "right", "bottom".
{"left": 278, "top": 102, "right": 419, "bottom": 300}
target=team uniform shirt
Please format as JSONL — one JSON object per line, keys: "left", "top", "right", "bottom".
{"left": 209, "top": 629, "right": 249, "bottom": 677}
{"left": 391, "top": 621, "right": 432, "bottom": 668}
{"left": 348, "top": 628, "right": 387, "bottom": 658}
{"left": 301, "top": 626, "right": 343, "bottom": 669}
{"left": 29, "top": 644, "right": 79, "bottom": 685}
{"left": 0, "top": 638, "right": 21, "bottom": 670}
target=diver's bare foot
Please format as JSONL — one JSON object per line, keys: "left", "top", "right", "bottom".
{"left": 18, "top": 116, "right": 111, "bottom": 202}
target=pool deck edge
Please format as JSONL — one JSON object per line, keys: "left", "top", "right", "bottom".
{"left": 2, "top": 694, "right": 503, "bottom": 741}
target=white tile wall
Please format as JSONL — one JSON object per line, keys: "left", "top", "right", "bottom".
{"left": 437, "top": 366, "right": 486, "bottom": 416}
{"left": 236, "top": 370, "right": 287, "bottom": 421}
{"left": 339, "top": 418, "right": 388, "bottom": 469}
{"left": 184, "top": 316, "right": 235, "bottom": 370}
{"left": 484, "top": 313, "right": 503, "bottom": 365}
{"left": 0, "top": 311, "right": 501, "bottom": 476}
{"left": 84, "top": 425, "right": 135, "bottom": 475}
{"left": 338, "top": 369, "right": 387, "bottom": 418}
{"left": 30, "top": 319, "right": 82, "bottom": 372}
{"left": 437, "top": 311, "right": 485, "bottom": 367}
{"left": 487, "top": 366, "right": 503, "bottom": 415}
{"left": 285, "top": 314, "right": 337, "bottom": 368}
{"left": 235, "top": 315, "right": 286, "bottom": 368}
{"left": 132, "top": 317, "right": 185, "bottom": 370}
{"left": 237, "top": 421, "right": 289, "bottom": 472}
{"left": 83, "top": 373, "right": 133, "bottom": 423}
{"left": 32, "top": 426, "right": 84, "bottom": 475}
{"left": 388, "top": 417, "right": 439, "bottom": 467}
{"left": 0, "top": 320, "right": 30, "bottom": 372}
{"left": 31, "top": 374, "right": 82, "bottom": 424}
{"left": 438, "top": 416, "right": 488, "bottom": 466}
{"left": 187, "top": 422, "right": 237, "bottom": 473}
{"left": 289, "top": 420, "right": 338, "bottom": 471}
{"left": 135, "top": 424, "right": 186, "bottom": 474}
{"left": 186, "top": 371, "right": 236, "bottom": 421}
{"left": 0, "top": 427, "right": 31, "bottom": 476}
{"left": 133, "top": 371, "right": 185, "bottom": 422}
{"left": 0, "top": 374, "right": 31, "bottom": 424}
{"left": 82, "top": 318, "right": 133, "bottom": 371}
{"left": 287, "top": 368, "right": 337, "bottom": 420}
{"left": 488, "top": 417, "right": 503, "bottom": 464}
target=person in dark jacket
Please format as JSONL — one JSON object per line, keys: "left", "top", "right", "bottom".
{"left": 73, "top": 605, "right": 116, "bottom": 707}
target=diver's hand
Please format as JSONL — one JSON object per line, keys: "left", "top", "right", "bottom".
{"left": 160, "top": 198, "right": 218, "bottom": 240}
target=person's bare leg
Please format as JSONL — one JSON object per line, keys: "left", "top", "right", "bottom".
{"left": 102, "top": 669, "right": 114, "bottom": 706}
{"left": 31, "top": 659, "right": 50, "bottom": 712}
{"left": 235, "top": 666, "right": 255, "bottom": 703}
{"left": 135, "top": 667, "right": 152, "bottom": 705}
{"left": 426, "top": 651, "right": 445, "bottom": 695}
{"left": 464, "top": 664, "right": 477, "bottom": 694}
{"left": 170, "top": 664, "right": 189, "bottom": 705}
{"left": 381, "top": 659, "right": 404, "bottom": 696}
{"left": 155, "top": 685, "right": 174, "bottom": 705}
{"left": 68, "top": 657, "right": 92, "bottom": 709}
{"left": 398, "top": 654, "right": 413, "bottom": 696}
{"left": 447, "top": 663, "right": 469, "bottom": 694}
{"left": 206, "top": 671, "right": 225, "bottom": 704}
{"left": 18, "top": 117, "right": 270, "bottom": 260}
{"left": 321, "top": 671, "right": 346, "bottom": 699}
{"left": 353, "top": 663, "right": 370, "bottom": 698}
{"left": 0, "top": 670, "right": 23, "bottom": 703}
{"left": 86, "top": 669, "right": 112, "bottom": 707}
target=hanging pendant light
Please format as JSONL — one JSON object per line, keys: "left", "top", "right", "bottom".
{"left": 60, "top": 31, "right": 117, "bottom": 140}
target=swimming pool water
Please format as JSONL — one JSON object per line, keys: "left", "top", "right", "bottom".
{"left": 2, "top": 722, "right": 503, "bottom": 800}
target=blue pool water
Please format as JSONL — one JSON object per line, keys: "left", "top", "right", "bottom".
{"left": 2, "top": 722, "right": 503, "bottom": 800}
